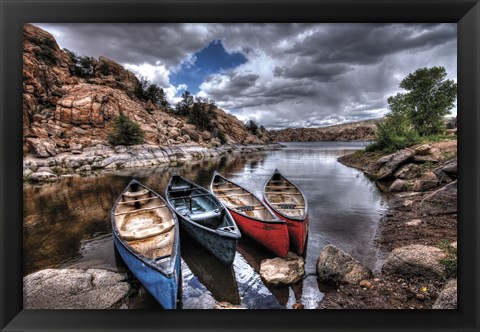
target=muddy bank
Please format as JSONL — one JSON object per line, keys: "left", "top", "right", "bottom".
{"left": 23, "top": 143, "right": 282, "bottom": 182}
{"left": 319, "top": 140, "right": 458, "bottom": 309}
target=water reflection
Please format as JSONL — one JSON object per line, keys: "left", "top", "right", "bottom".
{"left": 23, "top": 142, "right": 387, "bottom": 309}
{"left": 181, "top": 230, "right": 240, "bottom": 305}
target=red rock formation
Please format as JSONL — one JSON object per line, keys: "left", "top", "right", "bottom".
{"left": 22, "top": 23, "right": 267, "bottom": 157}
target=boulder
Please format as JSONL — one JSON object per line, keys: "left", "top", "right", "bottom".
{"left": 316, "top": 244, "right": 372, "bottom": 285}
{"left": 389, "top": 179, "right": 413, "bottom": 192}
{"left": 412, "top": 179, "right": 439, "bottom": 192}
{"left": 375, "top": 149, "right": 414, "bottom": 180}
{"left": 181, "top": 127, "right": 200, "bottom": 142}
{"left": 260, "top": 252, "right": 305, "bottom": 285}
{"left": 434, "top": 158, "right": 457, "bottom": 183}
{"left": 432, "top": 279, "right": 457, "bottom": 309}
{"left": 28, "top": 171, "right": 58, "bottom": 182}
{"left": 25, "top": 137, "right": 57, "bottom": 157}
{"left": 382, "top": 244, "right": 446, "bottom": 279}
{"left": 414, "top": 144, "right": 431, "bottom": 155}
{"left": 420, "top": 181, "right": 457, "bottom": 215}
{"left": 393, "top": 163, "right": 421, "bottom": 180}
{"left": 23, "top": 268, "right": 131, "bottom": 309}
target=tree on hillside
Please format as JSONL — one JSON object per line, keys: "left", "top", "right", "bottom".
{"left": 64, "top": 49, "right": 95, "bottom": 78}
{"left": 388, "top": 66, "right": 457, "bottom": 136}
{"left": 134, "top": 76, "right": 168, "bottom": 108}
{"left": 245, "top": 119, "right": 259, "bottom": 135}
{"left": 175, "top": 91, "right": 194, "bottom": 116}
{"left": 188, "top": 97, "right": 216, "bottom": 130}
{"left": 108, "top": 111, "right": 144, "bottom": 146}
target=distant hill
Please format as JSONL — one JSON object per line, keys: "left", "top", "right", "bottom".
{"left": 269, "top": 118, "right": 382, "bottom": 142}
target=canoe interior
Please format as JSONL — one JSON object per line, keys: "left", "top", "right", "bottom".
{"left": 212, "top": 175, "right": 276, "bottom": 221}
{"left": 114, "top": 183, "right": 176, "bottom": 260}
{"left": 265, "top": 173, "right": 306, "bottom": 219}
{"left": 167, "top": 177, "right": 233, "bottom": 230}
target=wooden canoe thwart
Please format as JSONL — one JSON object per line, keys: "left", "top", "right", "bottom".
{"left": 166, "top": 174, "right": 241, "bottom": 265}
{"left": 263, "top": 169, "right": 309, "bottom": 255}
{"left": 111, "top": 179, "right": 180, "bottom": 309}
{"left": 210, "top": 171, "right": 289, "bottom": 257}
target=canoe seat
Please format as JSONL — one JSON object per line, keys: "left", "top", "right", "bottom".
{"left": 236, "top": 205, "right": 255, "bottom": 212}
{"left": 120, "top": 219, "right": 175, "bottom": 241}
{"left": 171, "top": 184, "right": 191, "bottom": 191}
{"left": 277, "top": 203, "right": 296, "bottom": 209}
{"left": 124, "top": 188, "right": 149, "bottom": 197}
{"left": 189, "top": 209, "right": 222, "bottom": 228}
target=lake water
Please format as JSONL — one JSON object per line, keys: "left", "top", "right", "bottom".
{"left": 23, "top": 141, "right": 388, "bottom": 309}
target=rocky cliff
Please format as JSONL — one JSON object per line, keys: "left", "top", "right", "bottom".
{"left": 22, "top": 24, "right": 271, "bottom": 158}
{"left": 269, "top": 119, "right": 380, "bottom": 142}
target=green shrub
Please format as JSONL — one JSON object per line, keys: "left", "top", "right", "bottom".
{"left": 134, "top": 76, "right": 168, "bottom": 107}
{"left": 216, "top": 130, "right": 227, "bottom": 144}
{"left": 187, "top": 97, "right": 216, "bottom": 130}
{"left": 245, "top": 119, "right": 259, "bottom": 135}
{"left": 366, "top": 112, "right": 420, "bottom": 152}
{"left": 97, "top": 62, "right": 111, "bottom": 76}
{"left": 64, "top": 49, "right": 95, "bottom": 78}
{"left": 108, "top": 111, "right": 144, "bottom": 146}
{"left": 438, "top": 240, "right": 457, "bottom": 279}
{"left": 33, "top": 38, "right": 57, "bottom": 66}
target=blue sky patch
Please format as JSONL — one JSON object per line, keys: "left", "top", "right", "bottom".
{"left": 170, "top": 40, "right": 247, "bottom": 95}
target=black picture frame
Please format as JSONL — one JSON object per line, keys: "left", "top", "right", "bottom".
{"left": 1, "top": 0, "right": 479, "bottom": 331}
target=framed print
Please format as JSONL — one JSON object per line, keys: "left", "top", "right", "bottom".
{"left": 1, "top": 0, "right": 479, "bottom": 331}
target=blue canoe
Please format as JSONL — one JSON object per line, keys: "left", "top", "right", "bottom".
{"left": 165, "top": 174, "right": 241, "bottom": 265}
{"left": 112, "top": 179, "right": 181, "bottom": 309}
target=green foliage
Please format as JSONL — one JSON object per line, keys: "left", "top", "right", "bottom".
{"left": 33, "top": 37, "right": 57, "bottom": 66}
{"left": 64, "top": 49, "right": 95, "bottom": 78}
{"left": 388, "top": 66, "right": 457, "bottom": 136}
{"left": 134, "top": 76, "right": 168, "bottom": 108}
{"left": 107, "top": 111, "right": 144, "bottom": 146}
{"left": 97, "top": 62, "right": 111, "bottom": 76}
{"left": 245, "top": 119, "right": 260, "bottom": 135}
{"left": 368, "top": 67, "right": 456, "bottom": 152}
{"left": 366, "top": 112, "right": 420, "bottom": 152}
{"left": 187, "top": 97, "right": 216, "bottom": 130}
{"left": 216, "top": 130, "right": 227, "bottom": 144}
{"left": 438, "top": 240, "right": 457, "bottom": 279}
{"left": 175, "top": 91, "right": 194, "bottom": 116}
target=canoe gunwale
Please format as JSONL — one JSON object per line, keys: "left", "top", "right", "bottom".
{"left": 210, "top": 171, "right": 285, "bottom": 225}
{"left": 165, "top": 175, "right": 241, "bottom": 240}
{"left": 111, "top": 179, "right": 180, "bottom": 278}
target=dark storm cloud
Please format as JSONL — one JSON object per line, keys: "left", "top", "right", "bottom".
{"left": 36, "top": 23, "right": 211, "bottom": 68}
{"left": 35, "top": 23, "right": 457, "bottom": 129}
{"left": 288, "top": 24, "right": 456, "bottom": 65}
{"left": 273, "top": 63, "right": 353, "bottom": 80}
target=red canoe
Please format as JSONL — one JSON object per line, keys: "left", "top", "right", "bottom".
{"left": 263, "top": 169, "right": 309, "bottom": 255}
{"left": 210, "top": 171, "right": 289, "bottom": 257}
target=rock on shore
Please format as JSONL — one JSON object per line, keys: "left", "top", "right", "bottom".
{"left": 23, "top": 268, "right": 131, "bottom": 309}
{"left": 316, "top": 244, "right": 373, "bottom": 285}
{"left": 381, "top": 244, "right": 446, "bottom": 279}
{"left": 432, "top": 279, "right": 457, "bottom": 309}
{"left": 259, "top": 252, "right": 305, "bottom": 285}
{"left": 23, "top": 143, "right": 280, "bottom": 182}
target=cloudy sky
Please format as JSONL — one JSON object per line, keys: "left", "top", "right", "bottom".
{"left": 34, "top": 23, "right": 457, "bottom": 129}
